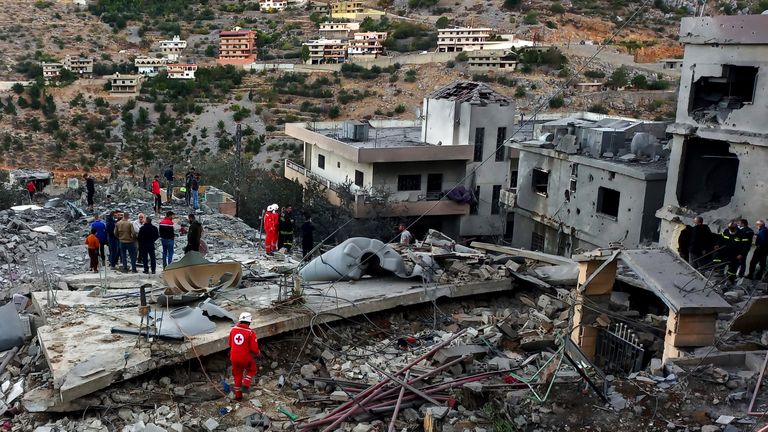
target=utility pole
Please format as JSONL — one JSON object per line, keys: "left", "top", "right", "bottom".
{"left": 234, "top": 122, "right": 243, "bottom": 218}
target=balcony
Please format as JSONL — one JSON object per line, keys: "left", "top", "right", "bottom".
{"left": 284, "top": 159, "right": 469, "bottom": 218}
{"left": 499, "top": 188, "right": 517, "bottom": 209}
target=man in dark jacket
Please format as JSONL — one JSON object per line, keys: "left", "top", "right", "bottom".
{"left": 105, "top": 211, "right": 120, "bottom": 269}
{"left": 301, "top": 213, "right": 315, "bottom": 259}
{"left": 749, "top": 220, "right": 768, "bottom": 280}
{"left": 688, "top": 216, "right": 713, "bottom": 269}
{"left": 159, "top": 211, "right": 176, "bottom": 268}
{"left": 714, "top": 221, "right": 741, "bottom": 283}
{"left": 138, "top": 217, "right": 160, "bottom": 274}
{"left": 184, "top": 213, "right": 202, "bottom": 254}
{"left": 278, "top": 205, "right": 295, "bottom": 252}
{"left": 84, "top": 174, "right": 96, "bottom": 211}
{"left": 90, "top": 214, "right": 108, "bottom": 265}
{"left": 737, "top": 219, "right": 755, "bottom": 277}
{"left": 184, "top": 170, "right": 194, "bottom": 207}
{"left": 163, "top": 164, "right": 174, "bottom": 204}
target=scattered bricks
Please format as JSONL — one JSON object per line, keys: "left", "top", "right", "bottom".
{"left": 449, "top": 261, "right": 471, "bottom": 274}
{"left": 505, "top": 260, "right": 521, "bottom": 272}
{"left": 520, "top": 296, "right": 536, "bottom": 308}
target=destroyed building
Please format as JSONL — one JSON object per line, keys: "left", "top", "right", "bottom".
{"left": 284, "top": 81, "right": 517, "bottom": 239}
{"left": 658, "top": 15, "right": 768, "bottom": 247}
{"left": 508, "top": 113, "right": 669, "bottom": 255}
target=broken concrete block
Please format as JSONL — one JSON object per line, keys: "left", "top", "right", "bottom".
{"left": 505, "top": 260, "right": 521, "bottom": 272}
{"left": 595, "top": 314, "right": 611, "bottom": 327}
{"left": 144, "top": 424, "right": 168, "bottom": 432}
{"left": 610, "top": 291, "right": 631, "bottom": 308}
{"left": 649, "top": 358, "right": 663, "bottom": 376}
{"left": 330, "top": 390, "right": 349, "bottom": 401}
{"left": 203, "top": 418, "right": 219, "bottom": 431}
{"left": 433, "top": 345, "right": 488, "bottom": 365}
{"left": 300, "top": 363, "right": 317, "bottom": 379}
{"left": 352, "top": 423, "right": 373, "bottom": 432}
{"left": 403, "top": 408, "right": 420, "bottom": 422}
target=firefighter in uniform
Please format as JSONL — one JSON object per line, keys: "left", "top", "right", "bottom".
{"left": 737, "top": 219, "right": 755, "bottom": 277}
{"left": 228, "top": 312, "right": 261, "bottom": 401}
{"left": 278, "top": 204, "right": 296, "bottom": 252}
{"left": 713, "top": 221, "right": 741, "bottom": 283}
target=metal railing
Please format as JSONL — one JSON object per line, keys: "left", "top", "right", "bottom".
{"left": 594, "top": 323, "right": 645, "bottom": 376}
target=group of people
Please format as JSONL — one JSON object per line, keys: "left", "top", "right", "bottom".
{"left": 152, "top": 166, "right": 202, "bottom": 213}
{"left": 84, "top": 210, "right": 204, "bottom": 274}
{"left": 263, "top": 204, "right": 317, "bottom": 257}
{"left": 680, "top": 217, "right": 768, "bottom": 282}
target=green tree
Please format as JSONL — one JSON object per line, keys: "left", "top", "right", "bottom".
{"left": 631, "top": 74, "right": 648, "bottom": 89}
{"left": 301, "top": 45, "right": 310, "bottom": 63}
{"left": 523, "top": 11, "right": 539, "bottom": 25}
{"left": 435, "top": 16, "right": 450, "bottom": 29}
{"left": 549, "top": 96, "right": 564, "bottom": 108}
{"left": 608, "top": 66, "right": 630, "bottom": 88}
{"left": 550, "top": 2, "right": 566, "bottom": 13}
{"left": 11, "top": 83, "right": 24, "bottom": 94}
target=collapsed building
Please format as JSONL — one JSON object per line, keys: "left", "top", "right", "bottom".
{"left": 657, "top": 15, "right": 768, "bottom": 246}
{"left": 508, "top": 113, "right": 669, "bottom": 255}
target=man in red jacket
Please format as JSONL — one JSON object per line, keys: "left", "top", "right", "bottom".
{"left": 229, "top": 312, "right": 260, "bottom": 400}
{"left": 152, "top": 175, "right": 162, "bottom": 215}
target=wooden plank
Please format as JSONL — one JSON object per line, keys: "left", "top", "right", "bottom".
{"left": 469, "top": 242, "right": 577, "bottom": 266}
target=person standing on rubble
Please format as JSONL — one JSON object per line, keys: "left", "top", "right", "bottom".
{"left": 278, "top": 205, "right": 295, "bottom": 252}
{"left": 264, "top": 204, "right": 279, "bottom": 254}
{"left": 714, "top": 221, "right": 741, "bottom": 283}
{"left": 184, "top": 213, "right": 202, "bottom": 254}
{"left": 26, "top": 180, "right": 36, "bottom": 202}
{"left": 133, "top": 213, "right": 146, "bottom": 265}
{"left": 688, "top": 216, "right": 713, "bottom": 269}
{"left": 748, "top": 220, "right": 768, "bottom": 281}
{"left": 90, "top": 214, "right": 108, "bottom": 265}
{"left": 163, "top": 164, "right": 174, "bottom": 204}
{"left": 106, "top": 211, "right": 120, "bottom": 269}
{"left": 398, "top": 223, "right": 413, "bottom": 245}
{"left": 138, "top": 217, "right": 160, "bottom": 274}
{"left": 737, "top": 219, "right": 755, "bottom": 278}
{"left": 115, "top": 213, "right": 138, "bottom": 273}
{"left": 85, "top": 228, "right": 101, "bottom": 273}
{"left": 159, "top": 211, "right": 177, "bottom": 268}
{"left": 191, "top": 173, "right": 200, "bottom": 211}
{"left": 228, "top": 312, "right": 261, "bottom": 401}
{"left": 84, "top": 173, "right": 96, "bottom": 211}
{"left": 301, "top": 213, "right": 315, "bottom": 259}
{"left": 151, "top": 175, "right": 162, "bottom": 215}
{"left": 184, "top": 169, "right": 195, "bottom": 207}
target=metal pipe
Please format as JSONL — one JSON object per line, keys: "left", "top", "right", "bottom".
{"left": 0, "top": 346, "right": 20, "bottom": 376}
{"left": 301, "top": 329, "right": 467, "bottom": 431}
{"left": 372, "top": 353, "right": 472, "bottom": 402}
{"left": 370, "top": 364, "right": 440, "bottom": 406}
{"left": 388, "top": 371, "right": 409, "bottom": 432}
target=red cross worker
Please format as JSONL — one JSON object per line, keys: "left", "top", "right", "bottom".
{"left": 228, "top": 312, "right": 261, "bottom": 400}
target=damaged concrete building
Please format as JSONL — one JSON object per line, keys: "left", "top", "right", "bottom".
{"left": 508, "top": 113, "right": 669, "bottom": 255}
{"left": 658, "top": 15, "right": 768, "bottom": 247}
{"left": 285, "top": 81, "right": 518, "bottom": 238}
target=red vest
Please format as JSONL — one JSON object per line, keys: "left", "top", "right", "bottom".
{"left": 229, "top": 323, "right": 260, "bottom": 362}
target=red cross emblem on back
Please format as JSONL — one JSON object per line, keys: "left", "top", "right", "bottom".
{"left": 234, "top": 333, "right": 245, "bottom": 345}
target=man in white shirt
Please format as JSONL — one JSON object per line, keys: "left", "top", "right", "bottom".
{"left": 398, "top": 223, "right": 413, "bottom": 245}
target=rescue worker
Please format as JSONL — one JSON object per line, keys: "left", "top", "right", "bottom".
{"left": 688, "top": 216, "right": 713, "bottom": 269}
{"left": 228, "top": 312, "right": 261, "bottom": 401}
{"left": 26, "top": 180, "right": 36, "bottom": 202}
{"left": 737, "top": 219, "right": 754, "bottom": 278}
{"left": 749, "top": 220, "right": 768, "bottom": 281}
{"left": 151, "top": 175, "right": 162, "bottom": 215}
{"left": 278, "top": 204, "right": 295, "bottom": 252}
{"left": 264, "top": 204, "right": 279, "bottom": 254}
{"left": 713, "top": 221, "right": 741, "bottom": 283}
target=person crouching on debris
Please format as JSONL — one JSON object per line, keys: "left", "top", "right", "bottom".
{"left": 85, "top": 228, "right": 101, "bottom": 272}
{"left": 229, "top": 312, "right": 261, "bottom": 401}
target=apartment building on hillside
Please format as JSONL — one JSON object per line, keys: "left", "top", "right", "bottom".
{"left": 42, "top": 62, "right": 63, "bottom": 80}
{"left": 284, "top": 81, "right": 517, "bottom": 239}
{"left": 108, "top": 73, "right": 141, "bottom": 94}
{"left": 319, "top": 22, "right": 360, "bottom": 40}
{"left": 135, "top": 57, "right": 168, "bottom": 77}
{"left": 437, "top": 27, "right": 492, "bottom": 52}
{"left": 330, "top": 0, "right": 384, "bottom": 19}
{"left": 158, "top": 35, "right": 187, "bottom": 61}
{"left": 260, "top": 0, "right": 288, "bottom": 11}
{"left": 63, "top": 55, "right": 93, "bottom": 77}
{"left": 167, "top": 63, "right": 198, "bottom": 80}
{"left": 303, "top": 39, "right": 347, "bottom": 64}
{"left": 218, "top": 28, "right": 257, "bottom": 65}
{"left": 348, "top": 32, "right": 387, "bottom": 57}
{"left": 656, "top": 15, "right": 768, "bottom": 250}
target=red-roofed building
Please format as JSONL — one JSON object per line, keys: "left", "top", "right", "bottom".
{"left": 217, "top": 27, "right": 257, "bottom": 65}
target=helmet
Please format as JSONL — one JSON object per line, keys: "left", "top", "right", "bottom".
{"left": 270, "top": 204, "right": 279, "bottom": 211}
{"left": 238, "top": 312, "right": 252, "bottom": 323}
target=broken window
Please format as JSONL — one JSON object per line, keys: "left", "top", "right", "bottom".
{"left": 531, "top": 231, "right": 545, "bottom": 251}
{"left": 689, "top": 65, "right": 758, "bottom": 122}
{"left": 532, "top": 168, "right": 549, "bottom": 196}
{"left": 491, "top": 185, "right": 501, "bottom": 215}
{"left": 473, "top": 127, "right": 485, "bottom": 162}
{"left": 318, "top": 154, "right": 326, "bottom": 169}
{"left": 397, "top": 174, "right": 421, "bottom": 191}
{"left": 597, "top": 187, "right": 620, "bottom": 218}
{"left": 495, "top": 127, "right": 506, "bottom": 161}
{"left": 677, "top": 138, "right": 738, "bottom": 211}
{"left": 510, "top": 170, "right": 518, "bottom": 189}
{"left": 354, "top": 170, "right": 364, "bottom": 187}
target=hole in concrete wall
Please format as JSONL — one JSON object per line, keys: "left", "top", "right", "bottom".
{"left": 677, "top": 138, "right": 738, "bottom": 212}
{"left": 689, "top": 65, "right": 758, "bottom": 123}
{"left": 359, "top": 252, "right": 387, "bottom": 277}
{"left": 597, "top": 187, "right": 620, "bottom": 218}
{"left": 532, "top": 168, "right": 549, "bottom": 196}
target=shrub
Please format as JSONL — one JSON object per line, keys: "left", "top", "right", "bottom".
{"left": 548, "top": 96, "right": 564, "bottom": 108}
{"left": 584, "top": 69, "right": 605, "bottom": 79}
{"left": 394, "top": 104, "right": 406, "bottom": 114}
{"left": 514, "top": 86, "right": 526, "bottom": 97}
{"left": 631, "top": 74, "right": 648, "bottom": 89}
{"left": 523, "top": 11, "right": 539, "bottom": 25}
{"left": 446, "top": 60, "right": 455, "bottom": 68}
{"left": 455, "top": 52, "right": 468, "bottom": 62}
{"left": 550, "top": 2, "right": 566, "bottom": 13}
{"left": 588, "top": 104, "right": 609, "bottom": 114}
{"left": 436, "top": 16, "right": 450, "bottom": 29}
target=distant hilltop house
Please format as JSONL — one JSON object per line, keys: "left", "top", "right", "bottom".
{"left": 166, "top": 63, "right": 198, "bottom": 80}
{"left": 158, "top": 35, "right": 187, "bottom": 62}
{"left": 108, "top": 73, "right": 141, "bottom": 95}
{"left": 330, "top": 1, "right": 384, "bottom": 20}
{"left": 437, "top": 27, "right": 536, "bottom": 53}
{"left": 303, "top": 39, "right": 347, "bottom": 64}
{"left": 260, "top": 0, "right": 288, "bottom": 11}
{"left": 347, "top": 32, "right": 387, "bottom": 58}
{"left": 218, "top": 27, "right": 257, "bottom": 65}
{"left": 319, "top": 22, "right": 360, "bottom": 40}
{"left": 134, "top": 56, "right": 168, "bottom": 77}
{"left": 41, "top": 56, "right": 93, "bottom": 81}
